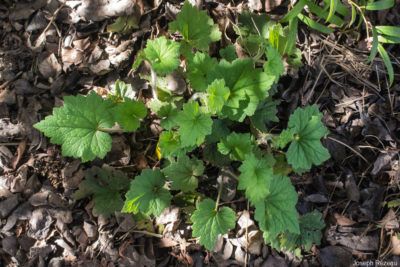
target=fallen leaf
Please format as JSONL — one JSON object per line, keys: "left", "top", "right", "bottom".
{"left": 76, "top": 0, "right": 141, "bottom": 21}
{"left": 26, "top": 10, "right": 47, "bottom": 31}
{"left": 304, "top": 193, "right": 329, "bottom": 203}
{"left": 38, "top": 52, "right": 62, "bottom": 79}
{"left": 333, "top": 213, "right": 356, "bottom": 226}
{"left": 379, "top": 210, "right": 399, "bottom": 230}
{"left": 0, "top": 194, "right": 19, "bottom": 217}
{"left": 264, "top": 0, "right": 283, "bottom": 12}
{"left": 345, "top": 171, "right": 360, "bottom": 202}
{"left": 372, "top": 152, "right": 397, "bottom": 175}
{"left": 28, "top": 208, "right": 54, "bottom": 240}
{"left": 12, "top": 140, "right": 26, "bottom": 169}
{"left": 89, "top": 59, "right": 111, "bottom": 75}
{"left": 1, "top": 236, "right": 18, "bottom": 256}
{"left": 61, "top": 47, "right": 85, "bottom": 65}
{"left": 326, "top": 225, "right": 379, "bottom": 251}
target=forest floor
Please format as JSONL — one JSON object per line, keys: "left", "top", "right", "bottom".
{"left": 0, "top": 0, "right": 400, "bottom": 266}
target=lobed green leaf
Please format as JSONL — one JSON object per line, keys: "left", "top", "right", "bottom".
{"left": 168, "top": 0, "right": 221, "bottom": 51}
{"left": 34, "top": 91, "right": 115, "bottom": 162}
{"left": 112, "top": 98, "right": 147, "bottom": 132}
{"left": 191, "top": 198, "right": 236, "bottom": 250}
{"left": 176, "top": 101, "right": 213, "bottom": 147}
{"left": 254, "top": 174, "right": 300, "bottom": 239}
{"left": 144, "top": 36, "right": 180, "bottom": 75}
{"left": 238, "top": 153, "right": 275, "bottom": 204}
{"left": 123, "top": 169, "right": 172, "bottom": 216}
{"left": 163, "top": 155, "right": 204, "bottom": 192}
{"left": 285, "top": 105, "right": 330, "bottom": 171}
{"left": 218, "top": 132, "right": 255, "bottom": 161}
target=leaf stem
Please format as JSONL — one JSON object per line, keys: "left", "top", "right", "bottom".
{"left": 97, "top": 127, "right": 125, "bottom": 133}
{"left": 190, "top": 92, "right": 206, "bottom": 101}
{"left": 150, "top": 66, "right": 159, "bottom": 101}
{"left": 215, "top": 181, "right": 224, "bottom": 211}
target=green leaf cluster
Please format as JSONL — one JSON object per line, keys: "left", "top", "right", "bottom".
{"left": 234, "top": 11, "right": 300, "bottom": 67}
{"left": 278, "top": 105, "right": 330, "bottom": 172}
{"left": 282, "top": 0, "right": 398, "bottom": 86}
{"left": 35, "top": 1, "right": 331, "bottom": 255}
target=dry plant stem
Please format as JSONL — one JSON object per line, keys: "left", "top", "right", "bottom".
{"left": 150, "top": 66, "right": 158, "bottom": 101}
{"left": 0, "top": 71, "right": 22, "bottom": 90}
{"left": 244, "top": 200, "right": 250, "bottom": 267}
{"left": 130, "top": 230, "right": 163, "bottom": 238}
{"left": 327, "top": 136, "right": 369, "bottom": 164}
{"left": 36, "top": 2, "right": 66, "bottom": 46}
{"left": 0, "top": 142, "right": 23, "bottom": 146}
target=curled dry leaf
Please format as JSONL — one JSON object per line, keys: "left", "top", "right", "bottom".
{"left": 372, "top": 152, "right": 397, "bottom": 176}
{"left": 38, "top": 52, "right": 62, "bottom": 80}
{"left": 379, "top": 209, "right": 400, "bottom": 230}
{"left": 345, "top": 171, "right": 360, "bottom": 202}
{"left": 326, "top": 225, "right": 379, "bottom": 251}
{"left": 333, "top": 213, "right": 357, "bottom": 226}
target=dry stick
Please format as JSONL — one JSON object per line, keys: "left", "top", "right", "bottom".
{"left": 0, "top": 142, "right": 23, "bottom": 146}
{"left": 244, "top": 200, "right": 250, "bottom": 267}
{"left": 0, "top": 71, "right": 23, "bottom": 90}
{"left": 314, "top": 78, "right": 329, "bottom": 105}
{"left": 327, "top": 136, "right": 369, "bottom": 164}
{"left": 306, "top": 59, "right": 324, "bottom": 104}
{"left": 310, "top": 35, "right": 339, "bottom": 105}
{"left": 35, "top": 2, "right": 66, "bottom": 48}
{"left": 130, "top": 230, "right": 163, "bottom": 238}
{"left": 341, "top": 165, "right": 372, "bottom": 216}
{"left": 335, "top": 95, "right": 373, "bottom": 107}
{"left": 320, "top": 64, "right": 345, "bottom": 88}
{"left": 321, "top": 40, "right": 383, "bottom": 99}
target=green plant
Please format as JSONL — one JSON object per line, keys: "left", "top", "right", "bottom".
{"left": 34, "top": 1, "right": 328, "bottom": 256}
{"left": 34, "top": 80, "right": 147, "bottom": 162}
{"left": 281, "top": 0, "right": 399, "bottom": 86}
